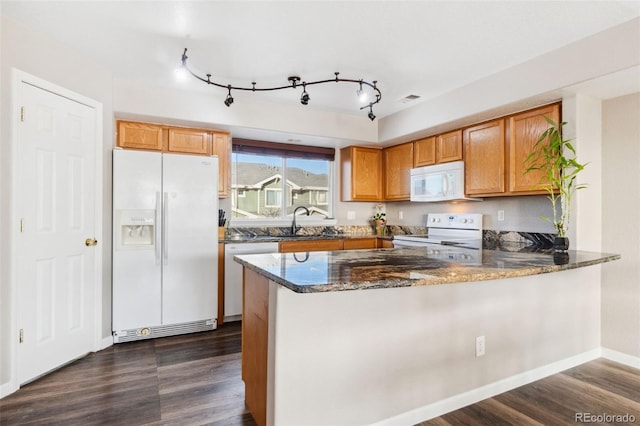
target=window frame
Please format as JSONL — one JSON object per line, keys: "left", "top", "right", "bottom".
{"left": 230, "top": 140, "right": 336, "bottom": 226}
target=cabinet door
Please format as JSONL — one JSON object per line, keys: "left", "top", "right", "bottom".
{"left": 377, "top": 239, "right": 395, "bottom": 248}
{"left": 436, "top": 130, "right": 463, "bottom": 163}
{"left": 168, "top": 128, "right": 211, "bottom": 155}
{"left": 212, "top": 132, "right": 231, "bottom": 198}
{"left": 464, "top": 119, "right": 505, "bottom": 195}
{"left": 413, "top": 136, "right": 436, "bottom": 167}
{"left": 383, "top": 142, "right": 413, "bottom": 201}
{"left": 343, "top": 238, "right": 377, "bottom": 250}
{"left": 278, "top": 239, "right": 343, "bottom": 253}
{"left": 340, "top": 146, "right": 382, "bottom": 201}
{"left": 509, "top": 103, "right": 560, "bottom": 193}
{"left": 117, "top": 121, "right": 164, "bottom": 151}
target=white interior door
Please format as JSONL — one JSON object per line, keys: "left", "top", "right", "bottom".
{"left": 16, "top": 81, "right": 98, "bottom": 384}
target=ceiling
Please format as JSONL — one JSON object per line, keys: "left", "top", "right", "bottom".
{"left": 3, "top": 1, "right": 640, "bottom": 121}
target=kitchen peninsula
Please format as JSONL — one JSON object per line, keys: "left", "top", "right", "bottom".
{"left": 235, "top": 247, "right": 619, "bottom": 426}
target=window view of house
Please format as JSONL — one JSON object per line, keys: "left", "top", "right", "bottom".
{"left": 231, "top": 152, "right": 331, "bottom": 220}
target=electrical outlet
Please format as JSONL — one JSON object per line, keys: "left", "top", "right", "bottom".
{"left": 398, "top": 211, "right": 404, "bottom": 220}
{"left": 347, "top": 211, "right": 356, "bottom": 220}
{"left": 498, "top": 210, "right": 505, "bottom": 221}
{"left": 476, "top": 335, "right": 485, "bottom": 357}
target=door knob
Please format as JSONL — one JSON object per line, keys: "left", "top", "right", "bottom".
{"left": 85, "top": 238, "right": 98, "bottom": 247}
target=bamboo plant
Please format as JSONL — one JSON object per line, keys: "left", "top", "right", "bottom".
{"left": 524, "top": 118, "right": 587, "bottom": 238}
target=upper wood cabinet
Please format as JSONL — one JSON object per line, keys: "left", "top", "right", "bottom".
{"left": 413, "top": 136, "right": 436, "bottom": 167}
{"left": 464, "top": 119, "right": 506, "bottom": 195}
{"left": 383, "top": 142, "right": 413, "bottom": 201}
{"left": 508, "top": 103, "right": 560, "bottom": 194}
{"left": 463, "top": 102, "right": 561, "bottom": 197}
{"left": 117, "top": 121, "right": 164, "bottom": 151}
{"left": 116, "top": 120, "right": 232, "bottom": 198}
{"left": 212, "top": 132, "right": 231, "bottom": 198}
{"left": 436, "top": 129, "right": 463, "bottom": 163}
{"left": 340, "top": 146, "right": 383, "bottom": 201}
{"left": 168, "top": 128, "right": 211, "bottom": 155}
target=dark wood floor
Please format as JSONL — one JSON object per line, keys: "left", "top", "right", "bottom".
{"left": 1, "top": 322, "right": 639, "bottom": 425}
{"left": 0, "top": 322, "right": 256, "bottom": 426}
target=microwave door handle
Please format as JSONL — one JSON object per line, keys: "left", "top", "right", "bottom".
{"left": 442, "top": 174, "right": 448, "bottom": 196}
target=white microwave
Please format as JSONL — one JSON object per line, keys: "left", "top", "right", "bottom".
{"left": 410, "top": 161, "right": 481, "bottom": 202}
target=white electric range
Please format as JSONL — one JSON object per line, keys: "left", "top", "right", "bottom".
{"left": 393, "top": 213, "right": 483, "bottom": 264}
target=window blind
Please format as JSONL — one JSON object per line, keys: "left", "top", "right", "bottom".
{"left": 232, "top": 138, "right": 335, "bottom": 161}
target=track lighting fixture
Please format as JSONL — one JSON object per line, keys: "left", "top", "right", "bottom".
{"left": 180, "top": 48, "right": 382, "bottom": 121}
{"left": 224, "top": 86, "right": 234, "bottom": 107}
{"left": 300, "top": 83, "right": 310, "bottom": 105}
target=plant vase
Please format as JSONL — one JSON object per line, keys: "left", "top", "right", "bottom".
{"left": 374, "top": 219, "right": 386, "bottom": 235}
{"left": 553, "top": 236, "right": 569, "bottom": 252}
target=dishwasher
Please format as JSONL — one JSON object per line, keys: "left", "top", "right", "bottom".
{"left": 224, "top": 242, "right": 279, "bottom": 322}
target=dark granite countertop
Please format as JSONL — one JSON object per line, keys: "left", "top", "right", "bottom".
{"left": 234, "top": 247, "right": 620, "bottom": 293}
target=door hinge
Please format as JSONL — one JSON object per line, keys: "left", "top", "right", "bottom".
{"left": 20, "top": 106, "right": 25, "bottom": 122}
{"left": 19, "top": 329, "right": 24, "bottom": 344}
{"left": 20, "top": 218, "right": 25, "bottom": 233}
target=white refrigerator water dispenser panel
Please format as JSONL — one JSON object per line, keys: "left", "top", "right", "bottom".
{"left": 116, "top": 209, "right": 156, "bottom": 250}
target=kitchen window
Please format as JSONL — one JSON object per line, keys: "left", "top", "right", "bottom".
{"left": 231, "top": 139, "right": 335, "bottom": 222}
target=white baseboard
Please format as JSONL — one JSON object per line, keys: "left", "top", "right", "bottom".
{"left": 101, "top": 335, "right": 114, "bottom": 350}
{"left": 0, "top": 380, "right": 18, "bottom": 399}
{"left": 601, "top": 347, "right": 640, "bottom": 369}
{"left": 372, "top": 348, "right": 602, "bottom": 426}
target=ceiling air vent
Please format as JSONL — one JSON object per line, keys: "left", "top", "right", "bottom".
{"left": 399, "top": 94, "right": 421, "bottom": 104}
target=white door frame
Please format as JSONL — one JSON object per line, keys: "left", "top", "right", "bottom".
{"left": 4, "top": 69, "right": 103, "bottom": 396}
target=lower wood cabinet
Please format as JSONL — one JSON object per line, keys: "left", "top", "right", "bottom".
{"left": 278, "top": 239, "right": 343, "bottom": 253}
{"left": 242, "top": 268, "right": 269, "bottom": 426}
{"left": 278, "top": 237, "right": 382, "bottom": 253}
{"left": 343, "top": 237, "right": 378, "bottom": 250}
{"left": 377, "top": 239, "right": 395, "bottom": 248}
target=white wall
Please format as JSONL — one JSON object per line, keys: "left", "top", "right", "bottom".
{"left": 269, "top": 267, "right": 601, "bottom": 425}
{"left": 601, "top": 93, "right": 640, "bottom": 360}
{"left": 379, "top": 17, "right": 640, "bottom": 144}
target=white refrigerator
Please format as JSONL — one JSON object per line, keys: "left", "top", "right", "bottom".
{"left": 112, "top": 149, "right": 218, "bottom": 342}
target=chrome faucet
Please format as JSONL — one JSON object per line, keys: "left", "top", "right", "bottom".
{"left": 291, "top": 206, "right": 310, "bottom": 235}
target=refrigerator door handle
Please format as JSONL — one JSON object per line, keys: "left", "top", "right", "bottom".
{"left": 155, "top": 192, "right": 161, "bottom": 265}
{"left": 163, "top": 192, "right": 169, "bottom": 265}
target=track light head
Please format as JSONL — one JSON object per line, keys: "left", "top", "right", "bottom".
{"left": 368, "top": 105, "right": 376, "bottom": 121}
{"left": 300, "top": 83, "right": 310, "bottom": 105}
{"left": 224, "top": 86, "right": 234, "bottom": 107}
